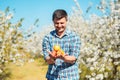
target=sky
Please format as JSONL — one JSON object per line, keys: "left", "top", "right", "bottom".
{"left": 0, "top": 0, "right": 101, "bottom": 32}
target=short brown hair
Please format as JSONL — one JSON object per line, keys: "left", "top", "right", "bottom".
{"left": 52, "top": 9, "right": 68, "bottom": 21}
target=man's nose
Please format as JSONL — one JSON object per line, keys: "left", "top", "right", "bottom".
{"left": 58, "top": 23, "right": 62, "bottom": 27}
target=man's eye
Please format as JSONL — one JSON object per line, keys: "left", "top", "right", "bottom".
{"left": 55, "top": 23, "right": 58, "bottom": 25}
{"left": 55, "top": 22, "right": 58, "bottom": 24}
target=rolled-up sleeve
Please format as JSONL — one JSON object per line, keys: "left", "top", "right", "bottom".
{"left": 42, "top": 35, "right": 50, "bottom": 60}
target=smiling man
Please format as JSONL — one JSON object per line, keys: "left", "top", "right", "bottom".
{"left": 42, "top": 9, "right": 81, "bottom": 80}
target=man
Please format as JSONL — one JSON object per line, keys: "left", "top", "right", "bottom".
{"left": 42, "top": 9, "right": 81, "bottom": 80}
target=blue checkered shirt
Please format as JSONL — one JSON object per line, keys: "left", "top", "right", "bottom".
{"left": 42, "top": 29, "right": 81, "bottom": 80}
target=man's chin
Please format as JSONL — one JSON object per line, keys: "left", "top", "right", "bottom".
{"left": 58, "top": 30, "right": 64, "bottom": 33}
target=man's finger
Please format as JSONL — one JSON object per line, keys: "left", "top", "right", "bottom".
{"left": 46, "top": 50, "right": 52, "bottom": 54}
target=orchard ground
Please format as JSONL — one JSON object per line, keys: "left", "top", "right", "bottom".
{"left": 6, "top": 57, "right": 48, "bottom": 80}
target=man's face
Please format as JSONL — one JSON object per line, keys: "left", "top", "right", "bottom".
{"left": 53, "top": 17, "right": 67, "bottom": 34}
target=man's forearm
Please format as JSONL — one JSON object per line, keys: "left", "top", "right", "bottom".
{"left": 63, "top": 55, "right": 76, "bottom": 64}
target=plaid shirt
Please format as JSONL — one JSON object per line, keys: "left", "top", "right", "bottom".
{"left": 42, "top": 29, "right": 81, "bottom": 80}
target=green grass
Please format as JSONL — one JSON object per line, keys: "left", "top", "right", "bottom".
{"left": 6, "top": 57, "right": 48, "bottom": 80}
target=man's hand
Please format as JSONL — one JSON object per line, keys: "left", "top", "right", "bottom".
{"left": 45, "top": 56, "right": 55, "bottom": 64}
{"left": 47, "top": 50, "right": 57, "bottom": 59}
{"left": 47, "top": 49, "right": 65, "bottom": 59}
{"left": 46, "top": 49, "right": 76, "bottom": 64}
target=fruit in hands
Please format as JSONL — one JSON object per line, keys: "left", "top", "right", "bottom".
{"left": 53, "top": 45, "right": 60, "bottom": 51}
{"left": 56, "top": 50, "right": 61, "bottom": 56}
{"left": 53, "top": 45, "right": 65, "bottom": 56}
{"left": 60, "top": 49, "right": 65, "bottom": 55}
{"left": 52, "top": 50, "right": 57, "bottom": 57}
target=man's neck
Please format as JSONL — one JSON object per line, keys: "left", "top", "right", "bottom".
{"left": 57, "top": 31, "right": 65, "bottom": 38}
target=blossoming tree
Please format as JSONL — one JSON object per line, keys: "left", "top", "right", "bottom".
{"left": 0, "top": 8, "right": 33, "bottom": 79}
